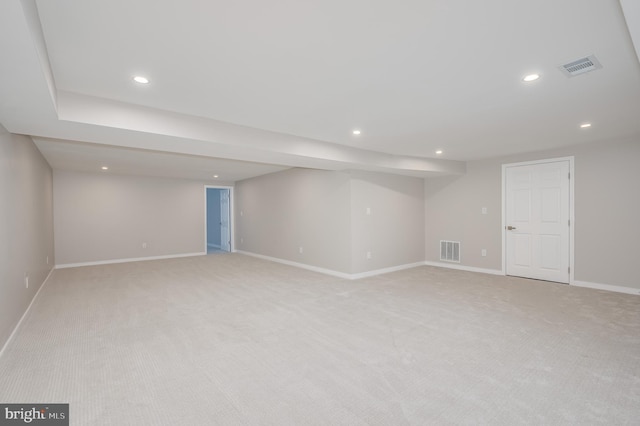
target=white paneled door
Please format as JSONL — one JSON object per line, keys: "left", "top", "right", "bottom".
{"left": 505, "top": 160, "right": 571, "bottom": 283}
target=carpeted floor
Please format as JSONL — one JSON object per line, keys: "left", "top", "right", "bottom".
{"left": 0, "top": 253, "right": 639, "bottom": 425}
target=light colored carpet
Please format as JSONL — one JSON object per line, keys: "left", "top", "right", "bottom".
{"left": 0, "top": 254, "right": 639, "bottom": 425}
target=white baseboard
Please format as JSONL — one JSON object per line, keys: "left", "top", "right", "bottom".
{"left": 350, "top": 262, "right": 426, "bottom": 280}
{"left": 422, "top": 262, "right": 639, "bottom": 296}
{"left": 236, "top": 250, "right": 424, "bottom": 280}
{"left": 572, "top": 280, "right": 640, "bottom": 296}
{"left": 235, "top": 250, "right": 352, "bottom": 279}
{"left": 55, "top": 252, "right": 206, "bottom": 269}
{"left": 423, "top": 261, "right": 504, "bottom": 276}
{"left": 0, "top": 267, "right": 55, "bottom": 360}
{"left": 53, "top": 252, "right": 640, "bottom": 296}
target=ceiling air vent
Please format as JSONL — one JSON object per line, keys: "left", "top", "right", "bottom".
{"left": 558, "top": 55, "right": 602, "bottom": 78}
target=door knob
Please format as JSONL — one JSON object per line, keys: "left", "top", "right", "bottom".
{"left": 507, "top": 226, "right": 517, "bottom": 230}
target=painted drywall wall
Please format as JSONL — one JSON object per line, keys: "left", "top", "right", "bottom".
{"left": 572, "top": 138, "right": 640, "bottom": 289}
{"left": 425, "top": 161, "right": 502, "bottom": 272}
{"left": 235, "top": 168, "right": 425, "bottom": 275}
{"left": 350, "top": 171, "right": 425, "bottom": 274}
{"left": 54, "top": 170, "right": 207, "bottom": 265}
{"left": 425, "top": 137, "right": 640, "bottom": 290}
{"left": 206, "top": 188, "right": 222, "bottom": 248}
{"left": 235, "top": 168, "right": 352, "bottom": 274}
{"left": 0, "top": 128, "right": 54, "bottom": 351}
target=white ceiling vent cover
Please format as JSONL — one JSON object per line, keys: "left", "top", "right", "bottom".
{"left": 440, "top": 240, "right": 460, "bottom": 263}
{"left": 558, "top": 55, "right": 602, "bottom": 77}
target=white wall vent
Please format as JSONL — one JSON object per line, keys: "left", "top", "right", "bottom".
{"left": 440, "top": 240, "right": 460, "bottom": 263}
{"left": 558, "top": 55, "right": 602, "bottom": 77}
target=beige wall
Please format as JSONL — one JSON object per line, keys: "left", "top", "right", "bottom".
{"left": 425, "top": 137, "right": 640, "bottom": 290}
{"left": 235, "top": 168, "right": 352, "bottom": 273}
{"left": 0, "top": 128, "right": 54, "bottom": 350}
{"left": 234, "top": 168, "right": 425, "bottom": 275}
{"left": 425, "top": 162, "right": 502, "bottom": 271}
{"left": 54, "top": 170, "right": 208, "bottom": 265}
{"left": 350, "top": 171, "right": 424, "bottom": 274}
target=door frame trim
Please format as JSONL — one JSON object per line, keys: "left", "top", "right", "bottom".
{"left": 204, "top": 185, "right": 235, "bottom": 253}
{"left": 501, "top": 156, "right": 574, "bottom": 283}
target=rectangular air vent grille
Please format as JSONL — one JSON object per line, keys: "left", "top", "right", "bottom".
{"left": 559, "top": 55, "right": 602, "bottom": 77}
{"left": 440, "top": 240, "right": 460, "bottom": 263}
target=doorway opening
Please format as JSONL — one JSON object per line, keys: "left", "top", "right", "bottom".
{"left": 205, "top": 186, "right": 233, "bottom": 254}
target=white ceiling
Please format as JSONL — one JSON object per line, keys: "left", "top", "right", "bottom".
{"left": 1, "top": 0, "right": 640, "bottom": 181}
{"left": 32, "top": 137, "right": 289, "bottom": 182}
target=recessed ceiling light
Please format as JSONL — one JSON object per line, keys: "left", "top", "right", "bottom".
{"left": 523, "top": 73, "right": 540, "bottom": 82}
{"left": 213, "top": 175, "right": 219, "bottom": 178}
{"left": 133, "top": 76, "right": 149, "bottom": 84}
{"left": 352, "top": 130, "right": 361, "bottom": 135}
{"left": 101, "top": 166, "right": 109, "bottom": 170}
{"left": 435, "top": 150, "right": 443, "bottom": 155}
{"left": 580, "top": 123, "right": 592, "bottom": 128}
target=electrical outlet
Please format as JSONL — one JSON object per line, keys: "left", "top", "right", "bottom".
{"left": 366, "top": 207, "right": 372, "bottom": 215}
{"left": 240, "top": 238, "right": 244, "bottom": 244}
{"left": 366, "top": 251, "right": 372, "bottom": 259}
{"left": 24, "top": 272, "right": 29, "bottom": 289}
{"left": 481, "top": 207, "right": 488, "bottom": 215}
{"left": 142, "top": 242, "right": 148, "bottom": 249}
{"left": 46, "top": 256, "right": 49, "bottom": 265}
{"left": 481, "top": 249, "right": 487, "bottom": 257}
{"left": 299, "top": 246, "right": 304, "bottom": 254}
